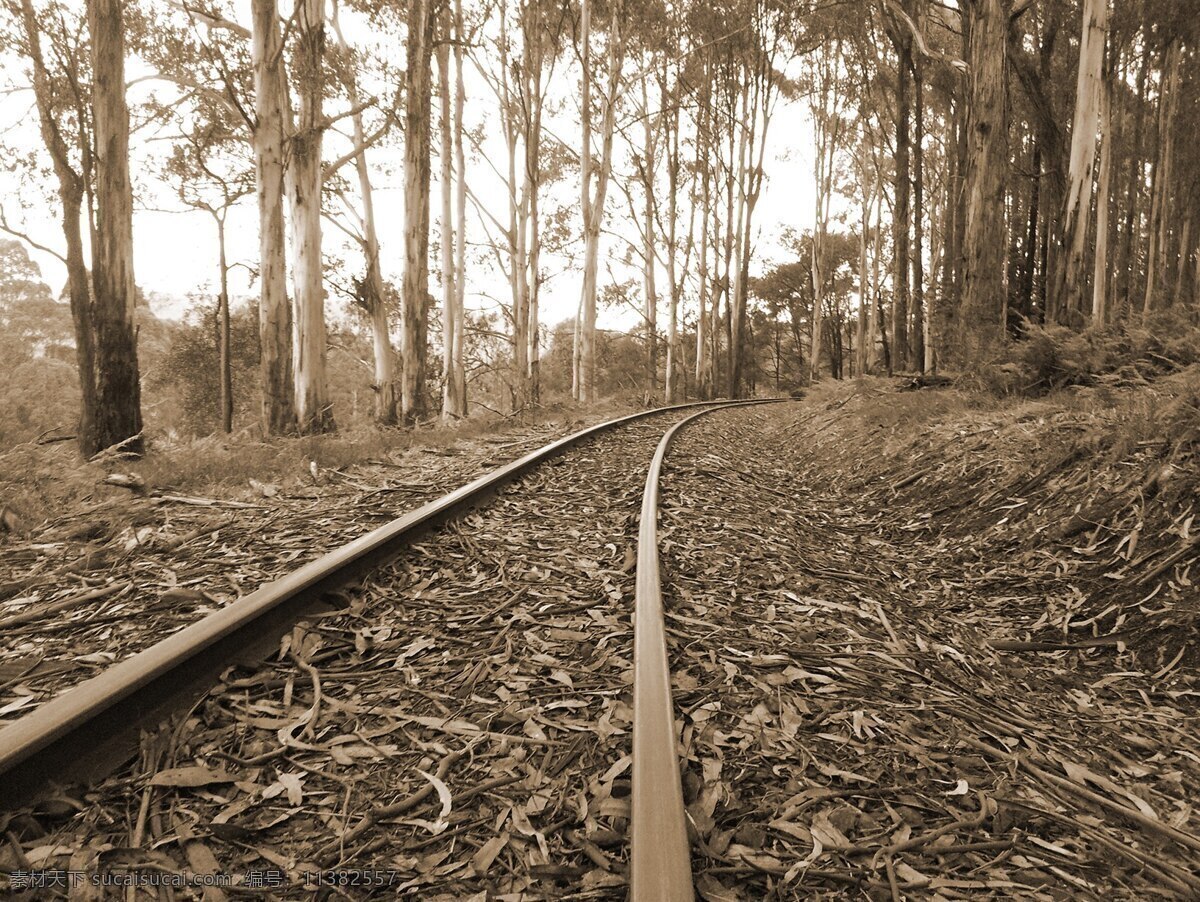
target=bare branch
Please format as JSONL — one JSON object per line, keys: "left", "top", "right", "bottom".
{"left": 168, "top": 0, "right": 250, "bottom": 38}
{"left": 0, "top": 205, "right": 67, "bottom": 264}
{"left": 879, "top": 0, "right": 968, "bottom": 72}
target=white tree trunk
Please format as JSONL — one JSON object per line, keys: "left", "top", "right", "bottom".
{"left": 1092, "top": 59, "right": 1113, "bottom": 324}
{"left": 251, "top": 0, "right": 294, "bottom": 434}
{"left": 438, "top": 20, "right": 458, "bottom": 423}
{"left": 577, "top": 0, "right": 622, "bottom": 403}
{"left": 290, "top": 0, "right": 332, "bottom": 433}
{"left": 332, "top": 0, "right": 395, "bottom": 424}
{"left": 1057, "top": 0, "right": 1107, "bottom": 319}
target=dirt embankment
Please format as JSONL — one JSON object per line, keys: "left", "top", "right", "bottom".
{"left": 795, "top": 369, "right": 1200, "bottom": 675}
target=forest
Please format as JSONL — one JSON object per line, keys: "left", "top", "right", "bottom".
{"left": 0, "top": 0, "right": 1197, "bottom": 454}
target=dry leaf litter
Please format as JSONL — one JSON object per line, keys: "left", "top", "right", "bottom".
{"left": 0, "top": 419, "right": 601, "bottom": 724}
{"left": 659, "top": 394, "right": 1198, "bottom": 900}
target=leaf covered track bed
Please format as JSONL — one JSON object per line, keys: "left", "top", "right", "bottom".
{"left": 0, "top": 420, "right": 595, "bottom": 724}
{"left": 1, "top": 411, "right": 703, "bottom": 900}
{"left": 660, "top": 402, "right": 1199, "bottom": 900}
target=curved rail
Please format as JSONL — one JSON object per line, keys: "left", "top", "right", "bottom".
{"left": 631, "top": 399, "right": 783, "bottom": 901}
{"left": 0, "top": 400, "right": 750, "bottom": 809}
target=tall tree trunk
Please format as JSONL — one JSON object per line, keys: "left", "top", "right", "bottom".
{"left": 1144, "top": 41, "right": 1179, "bottom": 320}
{"left": 332, "top": 0, "right": 395, "bottom": 425}
{"left": 891, "top": 32, "right": 911, "bottom": 369}
{"left": 402, "top": 0, "right": 437, "bottom": 420}
{"left": 571, "top": 295, "right": 582, "bottom": 399}
{"left": 720, "top": 102, "right": 736, "bottom": 394}
{"left": 88, "top": 0, "right": 143, "bottom": 455}
{"left": 808, "top": 49, "right": 841, "bottom": 382}
{"left": 525, "top": 12, "right": 544, "bottom": 406}
{"left": 438, "top": 15, "right": 459, "bottom": 422}
{"left": 217, "top": 215, "right": 232, "bottom": 433}
{"left": 501, "top": 9, "right": 529, "bottom": 413}
{"left": 810, "top": 235, "right": 824, "bottom": 381}
{"left": 1117, "top": 48, "right": 1148, "bottom": 316}
{"left": 290, "top": 0, "right": 333, "bottom": 433}
{"left": 1092, "top": 56, "right": 1113, "bottom": 325}
{"left": 960, "top": 0, "right": 1012, "bottom": 355}
{"left": 1020, "top": 140, "right": 1040, "bottom": 317}
{"left": 856, "top": 144, "right": 872, "bottom": 378}
{"left": 912, "top": 57, "right": 926, "bottom": 371}
{"left": 1055, "top": 0, "right": 1107, "bottom": 320}
{"left": 694, "top": 119, "right": 711, "bottom": 399}
{"left": 577, "top": 0, "right": 622, "bottom": 403}
{"left": 453, "top": 0, "right": 468, "bottom": 413}
{"left": 19, "top": 0, "right": 99, "bottom": 455}
{"left": 663, "top": 71, "right": 682, "bottom": 403}
{"left": 728, "top": 83, "right": 750, "bottom": 397}
{"left": 638, "top": 69, "right": 657, "bottom": 395}
{"left": 1010, "top": 3, "right": 1063, "bottom": 323}
{"left": 251, "top": 0, "right": 295, "bottom": 435}
{"left": 868, "top": 181, "right": 883, "bottom": 372}
{"left": 873, "top": 187, "right": 888, "bottom": 371}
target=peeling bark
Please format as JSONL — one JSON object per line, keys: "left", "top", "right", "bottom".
{"left": 88, "top": 0, "right": 143, "bottom": 454}
{"left": 251, "top": 0, "right": 295, "bottom": 434}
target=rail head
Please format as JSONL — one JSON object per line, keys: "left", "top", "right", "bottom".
{"left": 0, "top": 400, "right": 755, "bottom": 810}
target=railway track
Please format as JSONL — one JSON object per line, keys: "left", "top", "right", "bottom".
{"left": 0, "top": 400, "right": 783, "bottom": 899}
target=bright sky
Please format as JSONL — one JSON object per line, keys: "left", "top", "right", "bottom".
{"left": 0, "top": 1, "right": 821, "bottom": 331}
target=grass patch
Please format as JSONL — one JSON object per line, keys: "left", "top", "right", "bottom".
{"left": 0, "top": 400, "right": 636, "bottom": 534}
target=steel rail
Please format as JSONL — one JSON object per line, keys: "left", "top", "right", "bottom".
{"left": 631, "top": 399, "right": 784, "bottom": 902}
{"left": 0, "top": 400, "right": 750, "bottom": 809}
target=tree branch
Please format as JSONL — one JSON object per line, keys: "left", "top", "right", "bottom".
{"left": 168, "top": 0, "right": 250, "bottom": 38}
{"left": 0, "top": 206, "right": 67, "bottom": 264}
{"left": 878, "top": 0, "right": 968, "bottom": 72}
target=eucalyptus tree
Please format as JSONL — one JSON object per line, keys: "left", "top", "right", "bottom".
{"left": 155, "top": 0, "right": 400, "bottom": 432}
{"left": 656, "top": 24, "right": 697, "bottom": 403}
{"left": 1055, "top": 0, "right": 1108, "bottom": 320}
{"left": 329, "top": 0, "right": 401, "bottom": 425}
{"left": 163, "top": 114, "right": 253, "bottom": 433}
{"left": 248, "top": 0, "right": 298, "bottom": 433}
{"left": 436, "top": 0, "right": 467, "bottom": 421}
{"left": 164, "top": 0, "right": 296, "bottom": 433}
{"left": 4, "top": 0, "right": 99, "bottom": 452}
{"left": 725, "top": 0, "right": 785, "bottom": 397}
{"left": 3, "top": 0, "right": 144, "bottom": 456}
{"left": 401, "top": 0, "right": 438, "bottom": 421}
{"left": 470, "top": 0, "right": 569, "bottom": 410}
{"left": 805, "top": 32, "right": 848, "bottom": 381}
{"left": 959, "top": 0, "right": 1033, "bottom": 351}
{"left": 575, "top": 0, "right": 625, "bottom": 403}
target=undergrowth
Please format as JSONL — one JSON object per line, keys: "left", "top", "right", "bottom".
{"left": 792, "top": 364, "right": 1200, "bottom": 672}
{"left": 0, "top": 401, "right": 631, "bottom": 535}
{"left": 971, "top": 310, "right": 1200, "bottom": 396}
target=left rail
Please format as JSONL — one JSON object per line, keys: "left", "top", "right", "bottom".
{"left": 0, "top": 401, "right": 741, "bottom": 809}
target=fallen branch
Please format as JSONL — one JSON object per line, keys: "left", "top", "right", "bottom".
{"left": 987, "top": 631, "right": 1134, "bottom": 653}
{"left": 317, "top": 747, "right": 467, "bottom": 866}
{"left": 0, "top": 581, "right": 132, "bottom": 629}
